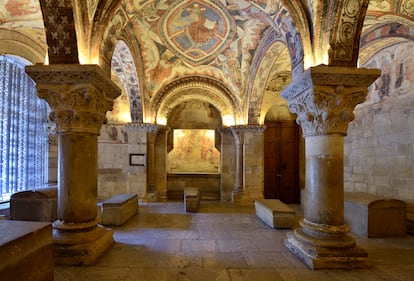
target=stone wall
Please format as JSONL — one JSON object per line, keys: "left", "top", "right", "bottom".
{"left": 345, "top": 42, "right": 414, "bottom": 202}
{"left": 98, "top": 124, "right": 147, "bottom": 200}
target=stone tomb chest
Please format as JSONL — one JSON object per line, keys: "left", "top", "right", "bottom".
{"left": 344, "top": 192, "right": 406, "bottom": 238}
{"left": 10, "top": 187, "right": 58, "bottom": 222}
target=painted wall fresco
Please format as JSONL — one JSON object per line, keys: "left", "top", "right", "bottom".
{"left": 361, "top": 42, "right": 413, "bottom": 107}
{"left": 345, "top": 41, "right": 414, "bottom": 201}
{"left": 167, "top": 129, "right": 220, "bottom": 173}
{"left": 0, "top": 0, "right": 46, "bottom": 46}
{"left": 119, "top": 0, "right": 302, "bottom": 107}
{"left": 99, "top": 124, "right": 129, "bottom": 144}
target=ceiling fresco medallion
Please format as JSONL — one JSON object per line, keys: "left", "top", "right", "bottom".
{"left": 161, "top": 0, "right": 235, "bottom": 66}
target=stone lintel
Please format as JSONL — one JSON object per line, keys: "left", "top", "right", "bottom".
{"left": 281, "top": 65, "right": 380, "bottom": 136}
{"left": 25, "top": 64, "right": 121, "bottom": 134}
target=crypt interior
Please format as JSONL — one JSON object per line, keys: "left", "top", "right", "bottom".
{"left": 0, "top": 0, "right": 414, "bottom": 280}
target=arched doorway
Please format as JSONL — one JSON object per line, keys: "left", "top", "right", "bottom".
{"left": 264, "top": 105, "right": 300, "bottom": 203}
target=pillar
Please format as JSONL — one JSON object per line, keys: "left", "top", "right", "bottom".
{"left": 230, "top": 125, "right": 266, "bottom": 203}
{"left": 155, "top": 126, "right": 170, "bottom": 201}
{"left": 230, "top": 126, "right": 244, "bottom": 194}
{"left": 281, "top": 65, "right": 380, "bottom": 269}
{"left": 26, "top": 64, "right": 121, "bottom": 265}
{"left": 218, "top": 127, "right": 235, "bottom": 201}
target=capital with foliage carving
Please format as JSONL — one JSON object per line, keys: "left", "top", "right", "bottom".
{"left": 281, "top": 65, "right": 380, "bottom": 136}
{"left": 25, "top": 64, "right": 120, "bottom": 134}
{"left": 230, "top": 125, "right": 266, "bottom": 145}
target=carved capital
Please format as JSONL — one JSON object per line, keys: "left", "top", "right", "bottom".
{"left": 126, "top": 122, "right": 159, "bottom": 133}
{"left": 281, "top": 66, "right": 380, "bottom": 136}
{"left": 230, "top": 125, "right": 266, "bottom": 144}
{"left": 26, "top": 64, "right": 121, "bottom": 134}
{"left": 125, "top": 123, "right": 164, "bottom": 144}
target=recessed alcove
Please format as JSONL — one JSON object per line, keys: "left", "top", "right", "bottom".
{"left": 166, "top": 99, "right": 222, "bottom": 200}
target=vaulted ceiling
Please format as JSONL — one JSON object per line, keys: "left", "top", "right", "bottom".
{"left": 0, "top": 0, "right": 413, "bottom": 125}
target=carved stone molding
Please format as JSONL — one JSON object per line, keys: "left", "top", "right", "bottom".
{"left": 329, "top": 0, "right": 369, "bottom": 67}
{"left": 126, "top": 122, "right": 159, "bottom": 133}
{"left": 281, "top": 65, "right": 380, "bottom": 137}
{"left": 229, "top": 125, "right": 266, "bottom": 144}
{"left": 26, "top": 64, "right": 121, "bottom": 134}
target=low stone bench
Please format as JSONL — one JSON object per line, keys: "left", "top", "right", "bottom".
{"left": 255, "top": 199, "right": 295, "bottom": 229}
{"left": 0, "top": 220, "right": 53, "bottom": 281}
{"left": 101, "top": 193, "right": 138, "bottom": 226}
{"left": 10, "top": 187, "right": 58, "bottom": 222}
{"left": 184, "top": 188, "right": 200, "bottom": 212}
{"left": 344, "top": 192, "right": 406, "bottom": 238}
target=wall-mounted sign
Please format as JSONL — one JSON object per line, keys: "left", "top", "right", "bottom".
{"left": 130, "top": 153, "right": 146, "bottom": 166}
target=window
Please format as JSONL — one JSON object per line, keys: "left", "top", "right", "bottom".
{"left": 0, "top": 55, "right": 49, "bottom": 201}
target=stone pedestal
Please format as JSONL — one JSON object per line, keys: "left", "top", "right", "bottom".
{"left": 26, "top": 64, "right": 120, "bottom": 265}
{"left": 281, "top": 65, "right": 380, "bottom": 269}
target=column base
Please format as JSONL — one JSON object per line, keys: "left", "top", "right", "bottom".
{"left": 284, "top": 219, "right": 370, "bottom": 269}
{"left": 52, "top": 220, "right": 114, "bottom": 265}
{"left": 232, "top": 190, "right": 246, "bottom": 203}
{"left": 142, "top": 191, "right": 157, "bottom": 202}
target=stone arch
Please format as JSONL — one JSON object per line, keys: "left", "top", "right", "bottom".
{"left": 248, "top": 41, "right": 291, "bottom": 125}
{"left": 245, "top": 3, "right": 307, "bottom": 124}
{"left": 0, "top": 30, "right": 46, "bottom": 64}
{"left": 150, "top": 76, "right": 241, "bottom": 126}
{"left": 359, "top": 20, "right": 414, "bottom": 65}
{"left": 111, "top": 40, "right": 143, "bottom": 123}
{"left": 98, "top": 8, "right": 128, "bottom": 73}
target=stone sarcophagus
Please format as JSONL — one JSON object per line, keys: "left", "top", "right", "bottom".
{"left": 344, "top": 192, "right": 406, "bottom": 238}
{"left": 10, "top": 187, "right": 58, "bottom": 222}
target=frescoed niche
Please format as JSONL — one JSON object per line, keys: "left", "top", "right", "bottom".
{"left": 167, "top": 129, "right": 220, "bottom": 174}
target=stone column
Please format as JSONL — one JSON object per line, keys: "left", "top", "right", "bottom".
{"left": 281, "top": 65, "right": 380, "bottom": 269}
{"left": 26, "top": 64, "right": 120, "bottom": 265}
{"left": 218, "top": 127, "right": 235, "bottom": 201}
{"left": 155, "top": 126, "right": 170, "bottom": 201}
{"left": 230, "top": 126, "right": 245, "bottom": 196}
{"left": 144, "top": 124, "right": 159, "bottom": 201}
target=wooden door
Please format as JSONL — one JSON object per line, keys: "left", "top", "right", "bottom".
{"left": 264, "top": 121, "right": 299, "bottom": 203}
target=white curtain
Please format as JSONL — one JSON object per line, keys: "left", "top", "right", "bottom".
{"left": 0, "top": 55, "right": 48, "bottom": 201}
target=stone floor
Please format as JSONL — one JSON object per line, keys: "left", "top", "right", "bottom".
{"left": 55, "top": 202, "right": 414, "bottom": 281}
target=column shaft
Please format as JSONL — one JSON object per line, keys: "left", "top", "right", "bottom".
{"left": 304, "top": 135, "right": 344, "bottom": 226}
{"left": 58, "top": 132, "right": 98, "bottom": 223}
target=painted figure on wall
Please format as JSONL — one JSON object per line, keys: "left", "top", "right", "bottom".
{"left": 168, "top": 129, "right": 220, "bottom": 173}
